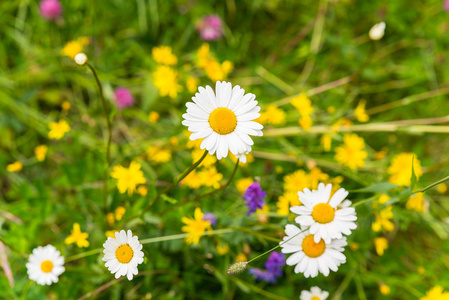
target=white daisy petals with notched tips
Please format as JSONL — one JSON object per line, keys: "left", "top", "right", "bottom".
{"left": 300, "top": 286, "right": 329, "bottom": 300}
{"left": 182, "top": 81, "right": 263, "bottom": 160}
{"left": 280, "top": 224, "right": 347, "bottom": 278}
{"left": 102, "top": 230, "right": 144, "bottom": 280}
{"left": 26, "top": 245, "right": 65, "bottom": 285}
{"left": 291, "top": 183, "right": 357, "bottom": 243}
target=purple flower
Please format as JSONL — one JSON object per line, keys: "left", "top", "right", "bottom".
{"left": 265, "top": 252, "right": 285, "bottom": 277}
{"left": 196, "top": 15, "right": 223, "bottom": 41}
{"left": 39, "top": 0, "right": 62, "bottom": 20}
{"left": 248, "top": 268, "right": 278, "bottom": 284}
{"left": 114, "top": 87, "right": 134, "bottom": 109}
{"left": 202, "top": 212, "right": 217, "bottom": 226}
{"left": 244, "top": 182, "right": 267, "bottom": 216}
{"left": 444, "top": 0, "right": 449, "bottom": 12}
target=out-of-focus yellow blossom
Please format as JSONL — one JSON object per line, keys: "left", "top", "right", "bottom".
{"left": 374, "top": 237, "right": 388, "bottom": 256}
{"left": 61, "top": 37, "right": 90, "bottom": 59}
{"left": 198, "top": 167, "right": 223, "bottom": 189}
{"left": 417, "top": 267, "right": 425, "bottom": 275}
{"left": 197, "top": 43, "right": 212, "bottom": 65}
{"left": 349, "top": 242, "right": 359, "bottom": 251}
{"left": 48, "top": 120, "right": 70, "bottom": 140}
{"left": 106, "top": 213, "right": 115, "bottom": 226}
{"left": 147, "top": 145, "right": 172, "bottom": 164}
{"left": 327, "top": 106, "right": 336, "bottom": 114}
{"left": 321, "top": 134, "right": 332, "bottom": 152}
{"left": 420, "top": 286, "right": 449, "bottom": 300}
{"left": 65, "top": 223, "right": 89, "bottom": 248}
{"left": 256, "top": 204, "right": 269, "bottom": 214}
{"left": 290, "top": 94, "right": 313, "bottom": 116}
{"left": 236, "top": 178, "right": 253, "bottom": 194}
{"left": 137, "top": 186, "right": 148, "bottom": 196}
{"left": 152, "top": 65, "right": 182, "bottom": 98}
{"left": 276, "top": 191, "right": 301, "bottom": 216}
{"left": 374, "top": 148, "right": 387, "bottom": 160}
{"left": 235, "top": 253, "right": 247, "bottom": 262}
{"left": 328, "top": 176, "right": 344, "bottom": 194}
{"left": 275, "top": 166, "right": 283, "bottom": 174}
{"left": 406, "top": 192, "right": 425, "bottom": 213}
{"left": 331, "top": 118, "right": 353, "bottom": 133}
{"left": 373, "top": 194, "right": 390, "bottom": 209}
{"left": 61, "top": 101, "right": 71, "bottom": 111}
{"left": 35, "top": 145, "right": 48, "bottom": 162}
{"left": 379, "top": 284, "right": 391, "bottom": 295}
{"left": 181, "top": 207, "right": 211, "bottom": 245}
{"left": 182, "top": 170, "right": 203, "bottom": 189}
{"left": 148, "top": 111, "right": 160, "bottom": 124}
{"left": 299, "top": 115, "right": 313, "bottom": 131}
{"left": 216, "top": 242, "right": 230, "bottom": 255}
{"left": 106, "top": 230, "right": 118, "bottom": 239}
{"left": 387, "top": 153, "right": 423, "bottom": 186}
{"left": 7, "top": 161, "right": 23, "bottom": 173}
{"left": 169, "top": 137, "right": 179, "bottom": 146}
{"left": 192, "top": 148, "right": 216, "bottom": 167}
{"left": 372, "top": 206, "right": 394, "bottom": 232}
{"left": 196, "top": 43, "right": 233, "bottom": 81}
{"left": 115, "top": 206, "right": 126, "bottom": 221}
{"left": 152, "top": 46, "right": 177, "bottom": 65}
{"left": 256, "top": 105, "right": 286, "bottom": 126}
{"left": 284, "top": 169, "right": 310, "bottom": 192}
{"left": 308, "top": 168, "right": 329, "bottom": 190}
{"left": 110, "top": 161, "right": 146, "bottom": 195}
{"left": 335, "top": 133, "right": 368, "bottom": 170}
{"left": 354, "top": 100, "right": 369, "bottom": 122}
{"left": 437, "top": 183, "right": 447, "bottom": 194}
{"left": 186, "top": 76, "right": 200, "bottom": 94}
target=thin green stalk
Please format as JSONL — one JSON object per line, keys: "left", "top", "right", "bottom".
{"left": 19, "top": 280, "right": 32, "bottom": 300}
{"left": 418, "top": 174, "right": 449, "bottom": 193}
{"left": 66, "top": 248, "right": 103, "bottom": 263}
{"left": 86, "top": 63, "right": 112, "bottom": 215}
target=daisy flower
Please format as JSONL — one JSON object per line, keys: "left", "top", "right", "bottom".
{"left": 182, "top": 81, "right": 263, "bottom": 160}
{"left": 102, "top": 230, "right": 144, "bottom": 280}
{"left": 300, "top": 286, "right": 329, "bottom": 300}
{"left": 280, "top": 224, "right": 347, "bottom": 278}
{"left": 26, "top": 245, "right": 65, "bottom": 285}
{"left": 291, "top": 183, "right": 357, "bottom": 243}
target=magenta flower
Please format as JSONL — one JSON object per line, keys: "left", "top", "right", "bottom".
{"left": 39, "top": 0, "right": 63, "bottom": 21}
{"left": 444, "top": 0, "right": 449, "bottom": 12}
{"left": 196, "top": 15, "right": 223, "bottom": 41}
{"left": 114, "top": 87, "right": 134, "bottom": 109}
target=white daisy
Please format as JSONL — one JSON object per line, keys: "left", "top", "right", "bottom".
{"left": 182, "top": 81, "right": 263, "bottom": 160}
{"left": 300, "top": 286, "right": 329, "bottom": 300}
{"left": 280, "top": 224, "right": 347, "bottom": 278}
{"left": 291, "top": 183, "right": 357, "bottom": 243}
{"left": 102, "top": 230, "right": 144, "bottom": 280}
{"left": 234, "top": 148, "right": 251, "bottom": 163}
{"left": 26, "top": 245, "right": 65, "bottom": 285}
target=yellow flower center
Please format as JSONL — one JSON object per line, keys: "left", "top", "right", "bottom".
{"left": 40, "top": 260, "right": 54, "bottom": 273}
{"left": 311, "top": 297, "right": 321, "bottom": 300}
{"left": 115, "top": 244, "right": 134, "bottom": 264}
{"left": 302, "top": 235, "right": 325, "bottom": 258}
{"left": 312, "top": 203, "right": 335, "bottom": 224}
{"left": 208, "top": 107, "right": 237, "bottom": 135}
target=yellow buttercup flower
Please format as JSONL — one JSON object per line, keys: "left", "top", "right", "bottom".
{"left": 61, "top": 37, "right": 90, "bottom": 59}
{"left": 283, "top": 169, "right": 310, "bottom": 192}
{"left": 379, "top": 284, "right": 391, "bottom": 295}
{"left": 374, "top": 148, "right": 387, "bottom": 160}
{"left": 420, "top": 286, "right": 449, "bottom": 300}
{"left": 387, "top": 153, "right": 423, "bottom": 186}
{"left": 137, "top": 186, "right": 148, "bottom": 196}
{"left": 437, "top": 183, "right": 447, "bottom": 194}
{"left": 372, "top": 194, "right": 390, "bottom": 209}
{"left": 186, "top": 76, "right": 199, "bottom": 94}
{"left": 152, "top": 46, "right": 177, "bottom": 65}
{"left": 276, "top": 191, "right": 301, "bottom": 216}
{"left": 354, "top": 100, "right": 369, "bottom": 122}
{"left": 321, "top": 134, "right": 332, "bottom": 152}
{"left": 196, "top": 43, "right": 233, "bottom": 81}
{"left": 48, "top": 120, "right": 70, "bottom": 140}
{"left": 256, "top": 105, "right": 286, "bottom": 126}
{"left": 35, "top": 145, "right": 48, "bottom": 162}
{"left": 236, "top": 178, "right": 253, "bottom": 194}
{"left": 290, "top": 94, "right": 313, "bottom": 116}
{"left": 106, "top": 212, "right": 115, "bottom": 226}
{"left": 147, "top": 145, "right": 172, "bottom": 164}
{"left": 152, "top": 65, "right": 182, "bottom": 98}
{"left": 182, "top": 170, "right": 203, "bottom": 189}
{"left": 235, "top": 253, "right": 247, "bottom": 262}
{"left": 406, "top": 192, "right": 425, "bottom": 213}
{"left": 216, "top": 242, "right": 230, "bottom": 255}
{"left": 308, "top": 168, "right": 329, "bottom": 190}
{"left": 65, "top": 223, "right": 89, "bottom": 248}
{"left": 7, "top": 161, "right": 23, "bottom": 173}
{"left": 372, "top": 206, "right": 394, "bottom": 232}
{"left": 335, "top": 133, "right": 368, "bottom": 170}
{"left": 148, "top": 111, "right": 160, "bottom": 124}
{"left": 181, "top": 207, "right": 212, "bottom": 245}
{"left": 374, "top": 237, "right": 388, "bottom": 256}
{"left": 105, "top": 230, "right": 118, "bottom": 239}
{"left": 299, "top": 116, "right": 313, "bottom": 131}
{"left": 110, "top": 161, "right": 146, "bottom": 195}
{"left": 61, "top": 101, "right": 71, "bottom": 111}
{"left": 198, "top": 167, "right": 223, "bottom": 189}
{"left": 115, "top": 206, "right": 126, "bottom": 221}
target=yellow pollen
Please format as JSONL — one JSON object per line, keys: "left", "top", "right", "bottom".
{"left": 115, "top": 244, "right": 134, "bottom": 264}
{"left": 40, "top": 260, "right": 54, "bottom": 273}
{"left": 312, "top": 203, "right": 335, "bottom": 224}
{"left": 311, "top": 297, "right": 321, "bottom": 300}
{"left": 302, "top": 235, "right": 325, "bottom": 258}
{"left": 208, "top": 107, "right": 237, "bottom": 135}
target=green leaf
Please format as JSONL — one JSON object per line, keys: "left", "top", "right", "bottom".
{"left": 410, "top": 155, "right": 418, "bottom": 190}
{"left": 350, "top": 182, "right": 398, "bottom": 193}
{"left": 161, "top": 194, "right": 178, "bottom": 204}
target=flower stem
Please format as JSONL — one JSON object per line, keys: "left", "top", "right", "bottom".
{"left": 418, "top": 174, "right": 449, "bottom": 193}
{"left": 86, "top": 63, "right": 113, "bottom": 215}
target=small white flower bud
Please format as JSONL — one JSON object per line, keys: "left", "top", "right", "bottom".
{"left": 74, "top": 53, "right": 88, "bottom": 66}
{"left": 369, "top": 22, "right": 386, "bottom": 41}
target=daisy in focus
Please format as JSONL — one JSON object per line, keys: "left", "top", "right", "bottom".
{"left": 300, "top": 286, "right": 329, "bottom": 300}
{"left": 182, "top": 81, "right": 263, "bottom": 160}
{"left": 280, "top": 225, "right": 347, "bottom": 278}
{"left": 26, "top": 245, "right": 65, "bottom": 285}
{"left": 291, "top": 183, "right": 357, "bottom": 243}
{"left": 102, "top": 230, "right": 144, "bottom": 280}
{"left": 181, "top": 207, "right": 212, "bottom": 245}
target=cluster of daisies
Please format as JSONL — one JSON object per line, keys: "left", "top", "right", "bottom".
{"left": 26, "top": 230, "right": 144, "bottom": 285}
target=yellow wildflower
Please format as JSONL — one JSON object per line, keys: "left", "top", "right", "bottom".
{"left": 374, "top": 148, "right": 387, "bottom": 160}
{"left": 182, "top": 170, "right": 203, "bottom": 189}
{"left": 48, "top": 120, "right": 70, "bottom": 140}
{"left": 192, "top": 148, "right": 216, "bottom": 167}
{"left": 186, "top": 76, "right": 199, "bottom": 94}
{"left": 147, "top": 145, "right": 172, "bottom": 164}
{"left": 106, "top": 213, "right": 115, "bottom": 226}
{"left": 349, "top": 242, "right": 359, "bottom": 251}
{"left": 417, "top": 267, "right": 425, "bottom": 275}
{"left": 299, "top": 116, "right": 313, "bottom": 131}
{"left": 283, "top": 169, "right": 310, "bottom": 192}
{"left": 373, "top": 194, "right": 390, "bottom": 209}
{"left": 137, "top": 186, "right": 148, "bottom": 196}
{"left": 308, "top": 168, "right": 329, "bottom": 190}
{"left": 236, "top": 178, "right": 253, "bottom": 194}
{"left": 110, "top": 161, "right": 146, "bottom": 195}
{"left": 148, "top": 111, "right": 160, "bottom": 124}
{"left": 65, "top": 223, "right": 89, "bottom": 248}
{"left": 169, "top": 137, "right": 179, "bottom": 146}
{"left": 198, "top": 167, "right": 223, "bottom": 189}
{"left": 216, "top": 242, "right": 230, "bottom": 255}
{"left": 152, "top": 65, "right": 181, "bottom": 98}
{"left": 61, "top": 101, "right": 71, "bottom": 111}
{"left": 276, "top": 191, "right": 301, "bottom": 216}
{"left": 256, "top": 105, "right": 286, "bottom": 126}
{"left": 256, "top": 204, "right": 269, "bottom": 214}
{"left": 379, "top": 284, "right": 391, "bottom": 295}
{"left": 151, "top": 46, "right": 177, "bottom": 65}
{"left": 335, "top": 133, "right": 368, "bottom": 170}
{"left": 204, "top": 60, "right": 232, "bottom": 82}
{"left": 387, "top": 153, "right": 423, "bottom": 186}
{"left": 374, "top": 237, "right": 388, "bottom": 256}
{"left": 115, "top": 206, "right": 126, "bottom": 221}
{"left": 7, "top": 161, "right": 23, "bottom": 173}
{"left": 105, "top": 230, "right": 118, "bottom": 239}
{"left": 35, "top": 145, "right": 48, "bottom": 162}
{"left": 372, "top": 206, "right": 394, "bottom": 232}
{"left": 181, "top": 207, "right": 212, "bottom": 245}
{"left": 406, "top": 192, "right": 425, "bottom": 213}
{"left": 420, "top": 286, "right": 449, "bottom": 300}
{"left": 321, "top": 134, "right": 332, "bottom": 152}
{"left": 327, "top": 106, "right": 336, "bottom": 114}
{"left": 354, "top": 100, "right": 369, "bottom": 122}
{"left": 437, "top": 183, "right": 447, "bottom": 194}
{"left": 290, "top": 94, "right": 313, "bottom": 116}
{"left": 61, "top": 37, "right": 90, "bottom": 59}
